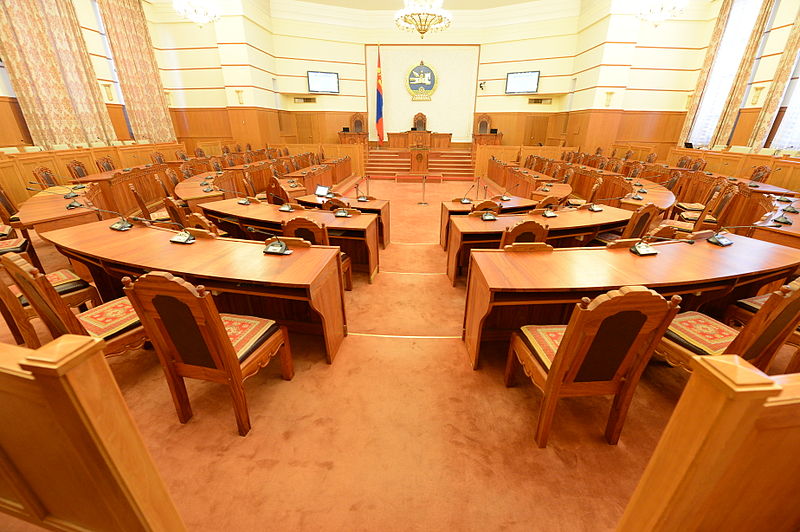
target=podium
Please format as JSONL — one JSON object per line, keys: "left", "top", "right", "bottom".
{"left": 387, "top": 132, "right": 452, "bottom": 149}
{"left": 410, "top": 146, "right": 429, "bottom": 173}
{"left": 338, "top": 131, "right": 368, "bottom": 147}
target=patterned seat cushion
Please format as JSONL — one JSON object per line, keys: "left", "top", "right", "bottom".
{"left": 594, "top": 231, "right": 621, "bottom": 245}
{"left": 10, "top": 269, "right": 90, "bottom": 306}
{"left": 78, "top": 297, "right": 141, "bottom": 340}
{"left": 0, "top": 238, "right": 28, "bottom": 254}
{"left": 735, "top": 294, "right": 770, "bottom": 313}
{"left": 664, "top": 311, "right": 737, "bottom": 356}
{"left": 676, "top": 202, "right": 705, "bottom": 211}
{"left": 679, "top": 211, "right": 717, "bottom": 223}
{"left": 150, "top": 209, "right": 171, "bottom": 222}
{"left": 659, "top": 219, "right": 693, "bottom": 232}
{"left": 0, "top": 224, "right": 11, "bottom": 238}
{"left": 220, "top": 313, "right": 280, "bottom": 362}
{"left": 519, "top": 325, "right": 567, "bottom": 371}
{"left": 566, "top": 198, "right": 586, "bottom": 207}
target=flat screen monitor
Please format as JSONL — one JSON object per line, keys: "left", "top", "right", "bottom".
{"left": 505, "top": 71, "right": 540, "bottom": 94}
{"left": 684, "top": 142, "right": 694, "bottom": 149}
{"left": 315, "top": 185, "right": 331, "bottom": 197}
{"left": 307, "top": 71, "right": 340, "bottom": 94}
{"left": 342, "top": 127, "right": 350, "bottom": 132}
{"left": 490, "top": 128, "right": 498, "bottom": 134}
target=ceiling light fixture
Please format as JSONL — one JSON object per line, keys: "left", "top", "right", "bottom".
{"left": 394, "top": 0, "right": 453, "bottom": 39}
{"left": 638, "top": 0, "right": 689, "bottom": 25}
{"left": 172, "top": 0, "right": 220, "bottom": 26}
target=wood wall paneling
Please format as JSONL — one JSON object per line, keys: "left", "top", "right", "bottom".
{"left": 729, "top": 107, "right": 761, "bottom": 147}
{"left": 0, "top": 97, "right": 32, "bottom": 147}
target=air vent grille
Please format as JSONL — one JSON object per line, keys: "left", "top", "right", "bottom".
{"left": 529, "top": 98, "right": 553, "bottom": 105}
{"left": 293, "top": 97, "right": 317, "bottom": 103}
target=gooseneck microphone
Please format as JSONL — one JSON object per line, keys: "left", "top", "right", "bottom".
{"left": 28, "top": 181, "right": 80, "bottom": 198}
{"left": 460, "top": 183, "right": 476, "bottom": 204}
{"left": 500, "top": 183, "right": 520, "bottom": 201}
{"left": 132, "top": 217, "right": 196, "bottom": 244}
{"left": 266, "top": 192, "right": 294, "bottom": 211}
{"left": 583, "top": 194, "right": 633, "bottom": 212}
{"left": 705, "top": 224, "right": 783, "bottom": 247}
{"left": 246, "top": 226, "right": 290, "bottom": 255}
{"left": 629, "top": 235, "right": 695, "bottom": 256}
{"left": 212, "top": 186, "right": 251, "bottom": 204}
{"left": 355, "top": 184, "right": 368, "bottom": 202}
{"left": 65, "top": 200, "right": 135, "bottom": 231}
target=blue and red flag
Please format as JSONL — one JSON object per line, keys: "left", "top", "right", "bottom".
{"left": 376, "top": 47, "right": 384, "bottom": 146}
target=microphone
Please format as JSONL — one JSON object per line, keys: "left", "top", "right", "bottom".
{"left": 459, "top": 183, "right": 476, "bottom": 204}
{"left": 629, "top": 235, "right": 695, "bottom": 256}
{"left": 355, "top": 183, "right": 368, "bottom": 202}
{"left": 64, "top": 201, "right": 135, "bottom": 231}
{"left": 582, "top": 194, "right": 633, "bottom": 212}
{"left": 27, "top": 181, "right": 80, "bottom": 198}
{"left": 245, "top": 226, "right": 291, "bottom": 255}
{"left": 132, "top": 217, "right": 195, "bottom": 244}
{"left": 780, "top": 198, "right": 800, "bottom": 214}
{"left": 500, "top": 183, "right": 520, "bottom": 201}
{"left": 705, "top": 224, "right": 784, "bottom": 247}
{"left": 214, "top": 186, "right": 251, "bottom": 204}
{"left": 25, "top": 186, "right": 80, "bottom": 200}
{"left": 267, "top": 192, "right": 294, "bottom": 211}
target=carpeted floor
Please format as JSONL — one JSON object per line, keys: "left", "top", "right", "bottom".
{"left": 3, "top": 179, "right": 793, "bottom": 531}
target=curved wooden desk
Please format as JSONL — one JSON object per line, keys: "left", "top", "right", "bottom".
{"left": 39, "top": 220, "right": 346, "bottom": 362}
{"left": 295, "top": 194, "right": 390, "bottom": 248}
{"left": 463, "top": 235, "right": 800, "bottom": 368}
{"left": 447, "top": 206, "right": 632, "bottom": 285}
{"left": 173, "top": 172, "right": 225, "bottom": 210}
{"left": 16, "top": 186, "right": 97, "bottom": 233}
{"left": 199, "top": 199, "right": 380, "bottom": 282}
{"left": 565, "top": 164, "right": 676, "bottom": 211}
{"left": 440, "top": 195, "right": 542, "bottom": 249}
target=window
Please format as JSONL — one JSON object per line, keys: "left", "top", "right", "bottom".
{"left": 769, "top": 52, "right": 800, "bottom": 149}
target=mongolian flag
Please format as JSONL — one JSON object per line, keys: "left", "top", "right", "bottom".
{"left": 376, "top": 47, "right": 385, "bottom": 145}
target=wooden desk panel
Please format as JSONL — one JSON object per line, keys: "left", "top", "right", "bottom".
{"left": 446, "top": 207, "right": 631, "bottom": 285}
{"left": 71, "top": 164, "right": 166, "bottom": 216}
{"left": 39, "top": 220, "right": 347, "bottom": 362}
{"left": 463, "top": 236, "right": 800, "bottom": 368}
{"left": 296, "top": 194, "right": 390, "bottom": 248}
{"left": 200, "top": 200, "right": 380, "bottom": 282}
{"left": 439, "top": 195, "right": 540, "bottom": 249}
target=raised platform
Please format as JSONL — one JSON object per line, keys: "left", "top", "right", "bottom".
{"left": 366, "top": 148, "right": 474, "bottom": 180}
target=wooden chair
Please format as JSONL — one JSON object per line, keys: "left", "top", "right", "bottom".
{"left": 471, "top": 200, "right": 501, "bottom": 213}
{"left": 210, "top": 157, "right": 224, "bottom": 172}
{"left": 282, "top": 217, "right": 353, "bottom": 291}
{"left": 0, "top": 185, "right": 43, "bottom": 271}
{"left": 0, "top": 262, "right": 101, "bottom": 348}
{"left": 163, "top": 197, "right": 188, "bottom": 226}
{"left": 593, "top": 203, "right": 661, "bottom": 245}
{"left": 186, "top": 212, "right": 222, "bottom": 236}
{"left": 179, "top": 163, "right": 194, "bottom": 179}
{"left": 623, "top": 150, "right": 634, "bottom": 161}
{"left": 656, "top": 278, "right": 800, "bottom": 372}
{"left": 505, "top": 286, "right": 681, "bottom": 447}
{"left": 750, "top": 165, "right": 771, "bottom": 183}
{"left": 151, "top": 151, "right": 166, "bottom": 164}
{"left": 676, "top": 156, "right": 691, "bottom": 168}
{"left": 1, "top": 253, "right": 146, "bottom": 356}
{"left": 95, "top": 156, "right": 115, "bottom": 172}
{"left": 607, "top": 159, "right": 624, "bottom": 173}
{"left": 128, "top": 184, "right": 169, "bottom": 222}
{"left": 534, "top": 195, "right": 562, "bottom": 210}
{"left": 66, "top": 160, "right": 89, "bottom": 179}
{"left": 194, "top": 148, "right": 206, "bottom": 158}
{"left": 645, "top": 152, "right": 657, "bottom": 163}
{"left": 235, "top": 144, "right": 243, "bottom": 153}
{"left": 175, "top": 149, "right": 189, "bottom": 160}
{"left": 503, "top": 242, "right": 554, "bottom": 252}
{"left": 246, "top": 143, "right": 252, "bottom": 151}
{"left": 221, "top": 145, "right": 231, "bottom": 155}
{"left": 500, "top": 220, "right": 549, "bottom": 247}
{"left": 689, "top": 157, "right": 707, "bottom": 171}
{"left": 322, "top": 198, "right": 349, "bottom": 211}
{"left": 32, "top": 166, "right": 59, "bottom": 187}
{"left": 122, "top": 272, "right": 293, "bottom": 436}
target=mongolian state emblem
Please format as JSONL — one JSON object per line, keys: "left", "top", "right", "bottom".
{"left": 407, "top": 61, "right": 437, "bottom": 101}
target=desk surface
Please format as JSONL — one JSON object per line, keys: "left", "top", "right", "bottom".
{"left": 200, "top": 199, "right": 377, "bottom": 230}
{"left": 40, "top": 219, "right": 339, "bottom": 287}
{"left": 296, "top": 194, "right": 389, "bottom": 210}
{"left": 72, "top": 164, "right": 155, "bottom": 183}
{"left": 174, "top": 172, "right": 225, "bottom": 201}
{"left": 471, "top": 235, "right": 800, "bottom": 292}
{"left": 17, "top": 186, "right": 94, "bottom": 227}
{"left": 451, "top": 206, "right": 632, "bottom": 235}
{"left": 442, "top": 195, "right": 539, "bottom": 214}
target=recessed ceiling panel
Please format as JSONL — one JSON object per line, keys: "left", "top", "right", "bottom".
{"left": 302, "top": 0, "right": 528, "bottom": 10}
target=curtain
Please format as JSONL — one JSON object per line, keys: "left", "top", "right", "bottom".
{"left": 749, "top": 4, "right": 800, "bottom": 148}
{"left": 678, "top": 0, "right": 733, "bottom": 145}
{"left": 709, "top": 0, "right": 778, "bottom": 147}
{"left": 0, "top": 0, "right": 116, "bottom": 149}
{"left": 96, "top": 0, "right": 175, "bottom": 143}
{"left": 687, "top": 0, "right": 762, "bottom": 147}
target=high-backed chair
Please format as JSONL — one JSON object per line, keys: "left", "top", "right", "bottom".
{"left": 750, "top": 165, "right": 771, "bottom": 183}
{"left": 500, "top": 220, "right": 548, "bottom": 247}
{"left": 186, "top": 212, "right": 222, "bottom": 235}
{"left": 0, "top": 185, "right": 43, "bottom": 270}
{"left": 128, "top": 184, "right": 169, "bottom": 222}
{"left": 471, "top": 200, "right": 501, "bottom": 214}
{"left": 676, "top": 156, "right": 691, "bottom": 168}
{"left": 656, "top": 279, "right": 800, "bottom": 372}
{"left": 645, "top": 152, "right": 657, "bottom": 163}
{"left": 66, "top": 160, "right": 90, "bottom": 179}
{"left": 593, "top": 203, "right": 661, "bottom": 245}
{"left": 95, "top": 156, "right": 115, "bottom": 172}
{"left": 321, "top": 198, "right": 349, "bottom": 211}
{"left": 122, "top": 272, "right": 293, "bottom": 436}
{"left": 505, "top": 286, "right": 681, "bottom": 447}
{"left": 1, "top": 253, "right": 145, "bottom": 356}
{"left": 689, "top": 157, "right": 707, "bottom": 171}
{"left": 221, "top": 145, "right": 231, "bottom": 155}
{"left": 179, "top": 163, "right": 194, "bottom": 180}
{"left": 175, "top": 150, "right": 189, "bottom": 161}
{"left": 32, "top": 166, "right": 59, "bottom": 187}
{"left": 151, "top": 152, "right": 166, "bottom": 164}
{"left": 282, "top": 217, "right": 353, "bottom": 291}
{"left": 163, "top": 197, "right": 188, "bottom": 226}
{"left": 194, "top": 148, "right": 206, "bottom": 158}
{"left": 534, "top": 195, "right": 562, "bottom": 210}
{"left": 0, "top": 261, "right": 101, "bottom": 348}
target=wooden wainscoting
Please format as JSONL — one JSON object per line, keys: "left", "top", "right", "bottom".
{"left": 667, "top": 147, "right": 800, "bottom": 188}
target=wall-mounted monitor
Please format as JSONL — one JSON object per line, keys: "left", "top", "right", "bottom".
{"left": 505, "top": 71, "right": 540, "bottom": 94}
{"left": 307, "top": 71, "right": 340, "bottom": 94}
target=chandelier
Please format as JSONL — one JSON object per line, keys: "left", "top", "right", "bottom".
{"left": 394, "top": 0, "right": 453, "bottom": 39}
{"left": 638, "top": 0, "right": 689, "bottom": 25}
{"left": 173, "top": 0, "right": 220, "bottom": 26}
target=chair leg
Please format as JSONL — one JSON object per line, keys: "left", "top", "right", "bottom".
{"left": 534, "top": 392, "right": 559, "bottom": 448}
{"left": 343, "top": 262, "right": 353, "bottom": 291}
{"left": 278, "top": 326, "right": 294, "bottom": 380}
{"left": 161, "top": 362, "right": 193, "bottom": 424}
{"left": 504, "top": 339, "right": 520, "bottom": 387}
{"left": 228, "top": 379, "right": 251, "bottom": 437}
{"left": 785, "top": 346, "right": 800, "bottom": 374}
{"left": 605, "top": 382, "right": 637, "bottom": 445}
{"left": 20, "top": 229, "right": 44, "bottom": 273}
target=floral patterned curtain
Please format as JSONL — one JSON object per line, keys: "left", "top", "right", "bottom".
{"left": 0, "top": 0, "right": 116, "bottom": 149}
{"left": 96, "top": 0, "right": 175, "bottom": 143}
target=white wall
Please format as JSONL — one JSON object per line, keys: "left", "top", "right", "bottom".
{"left": 365, "top": 45, "right": 479, "bottom": 142}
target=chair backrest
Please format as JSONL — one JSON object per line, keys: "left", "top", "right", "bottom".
{"left": 503, "top": 242, "right": 554, "bottom": 252}
{"left": 0, "top": 184, "right": 17, "bottom": 224}
{"left": 501, "top": 219, "right": 549, "bottom": 247}
{"left": 645, "top": 152, "right": 657, "bottom": 163}
{"left": 186, "top": 212, "right": 220, "bottom": 235}
{"left": 676, "top": 156, "right": 691, "bottom": 168}
{"left": 179, "top": 163, "right": 194, "bottom": 179}
{"left": 155, "top": 176, "right": 172, "bottom": 200}
{"left": 66, "top": 160, "right": 89, "bottom": 179}
{"left": 242, "top": 174, "right": 257, "bottom": 197}
{"left": 222, "top": 145, "right": 230, "bottom": 155}
{"left": 283, "top": 217, "right": 329, "bottom": 246}
{"left": 96, "top": 157, "right": 115, "bottom": 172}
{"left": 165, "top": 168, "right": 181, "bottom": 188}
{"left": 210, "top": 157, "right": 224, "bottom": 172}
{"left": 662, "top": 170, "right": 681, "bottom": 191}
{"left": 122, "top": 272, "right": 242, "bottom": 378}
{"left": 690, "top": 157, "right": 707, "bottom": 171}
{"left": 194, "top": 148, "right": 206, "bottom": 158}
{"left": 246, "top": 143, "right": 252, "bottom": 151}
{"left": 175, "top": 150, "right": 188, "bottom": 160}
{"left": 750, "top": 165, "right": 770, "bottom": 183}
{"left": 128, "top": 183, "right": 153, "bottom": 220}
{"left": 627, "top": 162, "right": 644, "bottom": 178}
{"left": 726, "top": 279, "right": 800, "bottom": 370}
{"left": 623, "top": 150, "right": 634, "bottom": 161}
{"left": 471, "top": 200, "right": 501, "bottom": 213}
{"left": 413, "top": 112, "right": 426, "bottom": 131}
{"left": 620, "top": 203, "right": 660, "bottom": 239}
{"left": 235, "top": 144, "right": 242, "bottom": 152}
{"left": 164, "top": 197, "right": 187, "bottom": 226}
{"left": 608, "top": 159, "right": 624, "bottom": 173}
{"left": 0, "top": 253, "right": 86, "bottom": 338}
{"left": 534, "top": 195, "right": 561, "bottom": 209}
{"left": 151, "top": 152, "right": 165, "bottom": 164}
{"left": 32, "top": 166, "right": 58, "bottom": 187}
{"left": 551, "top": 286, "right": 681, "bottom": 385}
{"left": 322, "top": 198, "right": 349, "bottom": 210}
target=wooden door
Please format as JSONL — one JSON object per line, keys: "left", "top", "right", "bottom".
{"left": 296, "top": 114, "right": 314, "bottom": 144}
{"left": 524, "top": 114, "right": 550, "bottom": 146}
